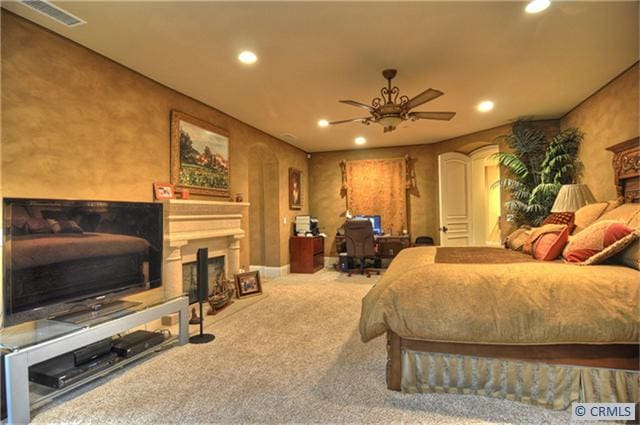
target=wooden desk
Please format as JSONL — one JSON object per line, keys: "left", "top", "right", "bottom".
{"left": 290, "top": 236, "right": 324, "bottom": 273}
{"left": 335, "top": 234, "right": 411, "bottom": 259}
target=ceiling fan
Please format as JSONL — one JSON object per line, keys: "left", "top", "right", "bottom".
{"left": 327, "top": 69, "right": 456, "bottom": 133}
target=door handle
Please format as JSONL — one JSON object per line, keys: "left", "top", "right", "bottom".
{"left": 439, "top": 226, "right": 448, "bottom": 233}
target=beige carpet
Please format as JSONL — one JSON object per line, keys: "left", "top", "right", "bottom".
{"left": 32, "top": 270, "right": 578, "bottom": 424}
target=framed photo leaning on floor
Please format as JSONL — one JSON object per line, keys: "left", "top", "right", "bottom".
{"left": 235, "top": 271, "right": 262, "bottom": 298}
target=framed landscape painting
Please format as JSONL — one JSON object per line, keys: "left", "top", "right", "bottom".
{"left": 171, "top": 110, "right": 230, "bottom": 197}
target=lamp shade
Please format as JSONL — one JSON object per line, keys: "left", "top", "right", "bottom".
{"left": 551, "top": 184, "right": 596, "bottom": 213}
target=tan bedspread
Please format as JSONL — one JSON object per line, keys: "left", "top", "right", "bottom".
{"left": 360, "top": 246, "right": 640, "bottom": 345}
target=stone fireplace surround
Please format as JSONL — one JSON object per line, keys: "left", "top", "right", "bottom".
{"left": 162, "top": 200, "right": 249, "bottom": 296}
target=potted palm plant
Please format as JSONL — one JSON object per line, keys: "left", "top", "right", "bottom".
{"left": 495, "top": 121, "right": 584, "bottom": 227}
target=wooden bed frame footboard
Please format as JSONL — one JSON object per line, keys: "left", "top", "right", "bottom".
{"left": 386, "top": 331, "right": 640, "bottom": 391}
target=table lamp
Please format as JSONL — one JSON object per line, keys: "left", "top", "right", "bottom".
{"left": 551, "top": 184, "right": 596, "bottom": 213}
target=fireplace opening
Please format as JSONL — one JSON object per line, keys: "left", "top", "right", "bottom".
{"left": 182, "top": 256, "right": 225, "bottom": 304}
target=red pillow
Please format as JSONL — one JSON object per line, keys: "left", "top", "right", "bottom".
{"left": 543, "top": 212, "right": 575, "bottom": 233}
{"left": 564, "top": 221, "right": 634, "bottom": 263}
{"left": 533, "top": 226, "right": 569, "bottom": 261}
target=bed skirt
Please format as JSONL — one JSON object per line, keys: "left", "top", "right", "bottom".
{"left": 401, "top": 349, "right": 639, "bottom": 410}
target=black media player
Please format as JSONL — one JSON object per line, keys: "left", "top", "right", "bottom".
{"left": 29, "top": 352, "right": 119, "bottom": 389}
{"left": 73, "top": 338, "right": 113, "bottom": 366}
{"left": 111, "top": 330, "right": 165, "bottom": 358}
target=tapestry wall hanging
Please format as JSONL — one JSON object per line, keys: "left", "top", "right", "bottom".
{"left": 340, "top": 156, "right": 410, "bottom": 234}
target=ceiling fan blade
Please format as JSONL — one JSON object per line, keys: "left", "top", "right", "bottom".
{"left": 329, "top": 117, "right": 370, "bottom": 125}
{"left": 403, "top": 88, "right": 443, "bottom": 111}
{"left": 339, "top": 100, "right": 375, "bottom": 112}
{"left": 409, "top": 111, "right": 456, "bottom": 121}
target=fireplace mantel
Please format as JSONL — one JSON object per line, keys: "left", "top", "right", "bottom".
{"left": 161, "top": 199, "right": 249, "bottom": 294}
{"left": 163, "top": 199, "right": 249, "bottom": 246}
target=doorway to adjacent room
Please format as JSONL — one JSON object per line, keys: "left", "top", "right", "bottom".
{"left": 438, "top": 145, "right": 501, "bottom": 246}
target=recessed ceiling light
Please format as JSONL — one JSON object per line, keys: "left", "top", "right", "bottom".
{"left": 238, "top": 51, "right": 257, "bottom": 64}
{"left": 477, "top": 100, "right": 495, "bottom": 112}
{"left": 355, "top": 136, "right": 367, "bottom": 145}
{"left": 318, "top": 119, "right": 329, "bottom": 127}
{"left": 525, "top": 0, "right": 551, "bottom": 14}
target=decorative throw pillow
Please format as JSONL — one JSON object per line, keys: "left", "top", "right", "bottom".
{"left": 603, "top": 199, "right": 623, "bottom": 214}
{"left": 542, "top": 212, "right": 575, "bottom": 233}
{"left": 595, "top": 203, "right": 640, "bottom": 228}
{"left": 563, "top": 220, "right": 636, "bottom": 264}
{"left": 533, "top": 225, "right": 570, "bottom": 261}
{"left": 611, "top": 239, "right": 640, "bottom": 270}
{"left": 572, "top": 202, "right": 610, "bottom": 235}
{"left": 584, "top": 230, "right": 640, "bottom": 266}
{"left": 504, "top": 227, "right": 531, "bottom": 251}
{"left": 25, "top": 217, "right": 53, "bottom": 234}
{"left": 522, "top": 224, "right": 567, "bottom": 256}
{"left": 47, "top": 219, "right": 83, "bottom": 234}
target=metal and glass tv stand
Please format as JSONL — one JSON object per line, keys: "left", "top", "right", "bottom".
{"left": 0, "top": 289, "right": 189, "bottom": 424}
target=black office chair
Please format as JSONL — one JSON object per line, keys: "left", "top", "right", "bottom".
{"left": 415, "top": 236, "right": 434, "bottom": 246}
{"left": 344, "top": 219, "right": 381, "bottom": 278}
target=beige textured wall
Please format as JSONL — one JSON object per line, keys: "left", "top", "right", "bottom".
{"left": 561, "top": 62, "right": 640, "bottom": 202}
{"left": 1, "top": 11, "right": 308, "bottom": 270}
{"left": 309, "top": 120, "right": 560, "bottom": 254}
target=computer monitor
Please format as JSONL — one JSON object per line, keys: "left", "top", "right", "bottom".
{"left": 355, "top": 215, "right": 382, "bottom": 235}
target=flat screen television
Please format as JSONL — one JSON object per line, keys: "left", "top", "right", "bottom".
{"left": 2, "top": 198, "right": 162, "bottom": 326}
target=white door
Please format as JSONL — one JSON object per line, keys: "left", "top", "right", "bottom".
{"left": 469, "top": 145, "right": 501, "bottom": 246}
{"left": 438, "top": 152, "right": 472, "bottom": 246}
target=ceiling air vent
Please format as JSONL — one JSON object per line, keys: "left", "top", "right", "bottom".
{"left": 280, "top": 133, "right": 298, "bottom": 143}
{"left": 20, "top": 0, "right": 86, "bottom": 27}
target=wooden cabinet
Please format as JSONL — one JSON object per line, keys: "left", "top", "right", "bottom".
{"left": 290, "top": 236, "right": 324, "bottom": 273}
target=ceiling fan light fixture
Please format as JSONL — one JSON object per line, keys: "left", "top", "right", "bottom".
{"left": 525, "top": 0, "right": 551, "bottom": 14}
{"left": 354, "top": 136, "right": 367, "bottom": 145}
{"left": 328, "top": 69, "right": 456, "bottom": 133}
{"left": 377, "top": 115, "right": 403, "bottom": 128}
{"left": 477, "top": 100, "right": 495, "bottom": 112}
{"left": 238, "top": 50, "right": 258, "bottom": 64}
{"left": 318, "top": 119, "right": 329, "bottom": 127}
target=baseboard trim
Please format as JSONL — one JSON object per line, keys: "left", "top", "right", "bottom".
{"left": 249, "top": 264, "right": 290, "bottom": 278}
{"left": 324, "top": 256, "right": 338, "bottom": 268}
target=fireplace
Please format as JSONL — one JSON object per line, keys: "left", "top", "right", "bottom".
{"left": 182, "top": 255, "right": 225, "bottom": 303}
{"left": 162, "top": 199, "right": 249, "bottom": 298}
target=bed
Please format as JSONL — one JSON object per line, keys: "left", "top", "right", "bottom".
{"left": 360, "top": 139, "right": 640, "bottom": 410}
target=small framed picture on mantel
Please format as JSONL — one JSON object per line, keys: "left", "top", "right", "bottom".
{"left": 153, "top": 182, "right": 175, "bottom": 200}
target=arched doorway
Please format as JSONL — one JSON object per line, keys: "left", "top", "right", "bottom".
{"left": 248, "top": 144, "right": 280, "bottom": 268}
{"left": 438, "top": 145, "right": 501, "bottom": 246}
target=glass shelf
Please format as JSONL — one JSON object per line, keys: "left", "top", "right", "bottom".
{"left": 28, "top": 336, "right": 179, "bottom": 410}
{"left": 0, "top": 320, "right": 84, "bottom": 351}
{"left": 0, "top": 286, "right": 186, "bottom": 352}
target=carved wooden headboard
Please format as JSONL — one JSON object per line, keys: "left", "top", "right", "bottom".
{"left": 607, "top": 137, "right": 640, "bottom": 203}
